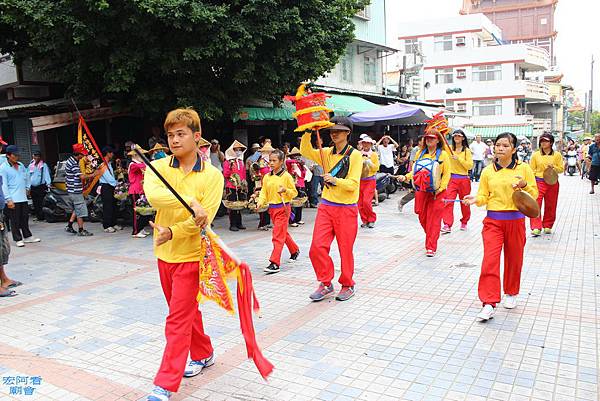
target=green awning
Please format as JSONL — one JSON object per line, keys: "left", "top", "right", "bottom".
{"left": 235, "top": 94, "right": 379, "bottom": 121}
{"left": 468, "top": 125, "right": 534, "bottom": 139}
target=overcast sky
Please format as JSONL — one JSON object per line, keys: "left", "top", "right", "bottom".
{"left": 385, "top": 0, "right": 599, "bottom": 109}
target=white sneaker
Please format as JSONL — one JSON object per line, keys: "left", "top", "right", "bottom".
{"left": 477, "top": 305, "right": 495, "bottom": 321}
{"left": 503, "top": 295, "right": 517, "bottom": 309}
{"left": 23, "top": 237, "right": 41, "bottom": 243}
{"left": 113, "top": 225, "right": 123, "bottom": 231}
{"left": 132, "top": 232, "right": 148, "bottom": 238}
{"left": 183, "top": 354, "right": 215, "bottom": 378}
{"left": 104, "top": 227, "right": 116, "bottom": 233}
{"left": 143, "top": 228, "right": 151, "bottom": 235}
{"left": 16, "top": 240, "right": 25, "bottom": 247}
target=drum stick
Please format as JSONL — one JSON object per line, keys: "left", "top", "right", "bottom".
{"left": 132, "top": 144, "right": 196, "bottom": 217}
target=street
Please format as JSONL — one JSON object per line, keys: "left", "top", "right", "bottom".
{"left": 0, "top": 176, "right": 598, "bottom": 401}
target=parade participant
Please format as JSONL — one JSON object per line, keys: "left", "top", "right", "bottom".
{"left": 397, "top": 136, "right": 424, "bottom": 213}
{"left": 65, "top": 144, "right": 100, "bottom": 236}
{"left": 441, "top": 130, "right": 473, "bottom": 233}
{"left": 197, "top": 137, "right": 211, "bottom": 162}
{"left": 28, "top": 151, "right": 51, "bottom": 221}
{"left": 397, "top": 128, "right": 451, "bottom": 257}
{"left": 529, "top": 133, "right": 563, "bottom": 236}
{"left": 144, "top": 108, "right": 223, "bottom": 401}
{"left": 358, "top": 136, "right": 379, "bottom": 228}
{"left": 256, "top": 149, "right": 299, "bottom": 274}
{"left": 581, "top": 137, "right": 592, "bottom": 178}
{"left": 587, "top": 134, "right": 600, "bottom": 194}
{"left": 253, "top": 142, "right": 274, "bottom": 230}
{"left": 128, "top": 147, "right": 151, "bottom": 238}
{"left": 286, "top": 147, "right": 307, "bottom": 226}
{"left": 1, "top": 145, "right": 41, "bottom": 247}
{"left": 223, "top": 140, "right": 248, "bottom": 232}
{"left": 300, "top": 116, "right": 362, "bottom": 302}
{"left": 463, "top": 132, "right": 538, "bottom": 321}
{"left": 148, "top": 142, "right": 169, "bottom": 160}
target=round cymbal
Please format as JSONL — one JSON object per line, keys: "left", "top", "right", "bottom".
{"left": 512, "top": 190, "right": 540, "bottom": 218}
{"left": 543, "top": 166, "right": 558, "bottom": 185}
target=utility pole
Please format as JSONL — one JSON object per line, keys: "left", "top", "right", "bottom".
{"left": 586, "top": 55, "right": 594, "bottom": 132}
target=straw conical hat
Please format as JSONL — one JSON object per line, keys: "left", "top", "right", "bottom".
{"left": 127, "top": 146, "right": 148, "bottom": 156}
{"left": 198, "top": 137, "right": 211, "bottom": 147}
{"left": 288, "top": 147, "right": 301, "bottom": 156}
{"left": 148, "top": 143, "right": 169, "bottom": 153}
{"left": 259, "top": 143, "right": 275, "bottom": 152}
{"left": 230, "top": 140, "right": 247, "bottom": 150}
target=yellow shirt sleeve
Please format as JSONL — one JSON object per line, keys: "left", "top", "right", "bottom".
{"left": 368, "top": 152, "right": 380, "bottom": 176}
{"left": 438, "top": 151, "right": 451, "bottom": 192}
{"left": 300, "top": 132, "right": 332, "bottom": 171}
{"left": 553, "top": 152, "right": 565, "bottom": 174}
{"left": 521, "top": 163, "right": 539, "bottom": 200}
{"left": 530, "top": 152, "right": 539, "bottom": 175}
{"left": 284, "top": 172, "right": 298, "bottom": 200}
{"left": 459, "top": 149, "right": 474, "bottom": 171}
{"left": 144, "top": 159, "right": 194, "bottom": 209}
{"left": 475, "top": 166, "right": 491, "bottom": 207}
{"left": 257, "top": 176, "right": 269, "bottom": 207}
{"left": 170, "top": 165, "right": 224, "bottom": 240}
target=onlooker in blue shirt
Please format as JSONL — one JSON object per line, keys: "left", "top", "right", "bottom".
{"left": 28, "top": 151, "right": 51, "bottom": 221}
{"left": 587, "top": 134, "right": 600, "bottom": 194}
{"left": 0, "top": 174, "right": 19, "bottom": 298}
{"left": 99, "top": 146, "right": 121, "bottom": 233}
{"left": 0, "top": 145, "right": 40, "bottom": 247}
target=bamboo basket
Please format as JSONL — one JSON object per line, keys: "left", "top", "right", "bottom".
{"left": 290, "top": 196, "right": 308, "bottom": 207}
{"left": 222, "top": 200, "right": 249, "bottom": 210}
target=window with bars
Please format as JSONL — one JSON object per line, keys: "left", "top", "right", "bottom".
{"left": 341, "top": 46, "right": 353, "bottom": 82}
{"left": 435, "top": 68, "right": 454, "bottom": 84}
{"left": 434, "top": 35, "right": 453, "bottom": 51}
{"left": 364, "top": 56, "right": 377, "bottom": 85}
{"left": 405, "top": 39, "right": 419, "bottom": 54}
{"left": 473, "top": 100, "right": 502, "bottom": 116}
{"left": 473, "top": 64, "right": 502, "bottom": 81}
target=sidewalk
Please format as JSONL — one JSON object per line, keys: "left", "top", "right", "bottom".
{"left": 0, "top": 176, "right": 598, "bottom": 401}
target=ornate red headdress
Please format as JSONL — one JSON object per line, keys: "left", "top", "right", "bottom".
{"left": 424, "top": 111, "right": 453, "bottom": 155}
{"left": 284, "top": 84, "right": 334, "bottom": 132}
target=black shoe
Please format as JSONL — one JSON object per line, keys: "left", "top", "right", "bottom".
{"left": 65, "top": 226, "right": 76, "bottom": 234}
{"left": 237, "top": 224, "right": 246, "bottom": 230}
{"left": 263, "top": 262, "right": 280, "bottom": 274}
{"left": 289, "top": 251, "right": 300, "bottom": 262}
{"left": 229, "top": 226, "right": 239, "bottom": 232}
{"left": 367, "top": 222, "right": 375, "bottom": 228}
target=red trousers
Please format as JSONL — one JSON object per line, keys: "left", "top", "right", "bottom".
{"left": 478, "top": 217, "right": 526, "bottom": 307}
{"left": 309, "top": 203, "right": 358, "bottom": 287}
{"left": 443, "top": 177, "right": 471, "bottom": 227}
{"left": 358, "top": 178, "right": 377, "bottom": 224}
{"left": 414, "top": 191, "right": 445, "bottom": 252}
{"left": 530, "top": 180, "right": 559, "bottom": 230}
{"left": 154, "top": 260, "right": 213, "bottom": 392}
{"left": 268, "top": 206, "right": 299, "bottom": 266}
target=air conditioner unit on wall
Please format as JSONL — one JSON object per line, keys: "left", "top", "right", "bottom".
{"left": 456, "top": 37, "right": 466, "bottom": 46}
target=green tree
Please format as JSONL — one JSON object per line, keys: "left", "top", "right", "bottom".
{"left": 0, "top": 0, "right": 368, "bottom": 119}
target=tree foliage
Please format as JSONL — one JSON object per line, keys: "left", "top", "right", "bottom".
{"left": 0, "top": 0, "right": 368, "bottom": 119}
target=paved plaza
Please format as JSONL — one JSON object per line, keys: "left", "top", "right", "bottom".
{"left": 0, "top": 177, "right": 599, "bottom": 401}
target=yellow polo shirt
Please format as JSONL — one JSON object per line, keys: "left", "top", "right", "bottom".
{"left": 475, "top": 160, "right": 538, "bottom": 211}
{"left": 144, "top": 155, "right": 224, "bottom": 263}
{"left": 257, "top": 169, "right": 298, "bottom": 207}
{"left": 405, "top": 148, "right": 452, "bottom": 192}
{"left": 529, "top": 151, "right": 564, "bottom": 178}
{"left": 450, "top": 148, "right": 474, "bottom": 176}
{"left": 362, "top": 152, "right": 380, "bottom": 178}
{"left": 300, "top": 132, "right": 362, "bottom": 204}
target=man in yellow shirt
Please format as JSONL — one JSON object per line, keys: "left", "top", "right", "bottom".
{"left": 300, "top": 116, "right": 362, "bottom": 302}
{"left": 143, "top": 108, "right": 223, "bottom": 401}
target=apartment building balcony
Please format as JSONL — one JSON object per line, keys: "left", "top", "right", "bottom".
{"left": 425, "top": 79, "right": 550, "bottom": 103}
{"left": 425, "top": 44, "right": 549, "bottom": 72}
{"left": 523, "top": 80, "right": 550, "bottom": 102}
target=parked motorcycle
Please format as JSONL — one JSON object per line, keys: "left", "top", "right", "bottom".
{"left": 90, "top": 191, "right": 133, "bottom": 225}
{"left": 42, "top": 186, "right": 99, "bottom": 223}
{"left": 375, "top": 173, "right": 397, "bottom": 203}
{"left": 566, "top": 150, "right": 578, "bottom": 176}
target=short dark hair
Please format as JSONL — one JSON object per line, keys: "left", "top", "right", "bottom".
{"left": 270, "top": 149, "right": 285, "bottom": 161}
{"left": 102, "top": 146, "right": 115, "bottom": 155}
{"left": 495, "top": 132, "right": 518, "bottom": 163}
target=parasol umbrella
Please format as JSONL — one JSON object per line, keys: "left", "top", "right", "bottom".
{"left": 349, "top": 102, "right": 435, "bottom": 127}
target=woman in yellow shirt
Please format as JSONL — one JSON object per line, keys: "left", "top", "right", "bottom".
{"left": 398, "top": 129, "right": 451, "bottom": 257}
{"left": 358, "top": 136, "right": 380, "bottom": 228}
{"left": 464, "top": 132, "right": 538, "bottom": 322}
{"left": 256, "top": 149, "right": 299, "bottom": 274}
{"left": 529, "top": 133, "right": 564, "bottom": 236}
{"left": 442, "top": 129, "right": 474, "bottom": 233}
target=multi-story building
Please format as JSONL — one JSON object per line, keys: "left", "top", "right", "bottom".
{"left": 460, "top": 0, "right": 558, "bottom": 65}
{"left": 315, "top": 0, "right": 397, "bottom": 99}
{"left": 394, "top": 14, "right": 557, "bottom": 139}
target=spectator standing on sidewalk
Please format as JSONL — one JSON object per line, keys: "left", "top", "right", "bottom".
{"left": 469, "top": 135, "right": 488, "bottom": 182}
{"left": 0, "top": 174, "right": 19, "bottom": 298}
{"left": 65, "top": 143, "right": 99, "bottom": 236}
{"left": 587, "top": 133, "right": 600, "bottom": 194}
{"left": 209, "top": 139, "right": 224, "bottom": 172}
{"left": 28, "top": 151, "right": 51, "bottom": 221}
{"left": 376, "top": 135, "right": 398, "bottom": 174}
{"left": 99, "top": 146, "right": 122, "bottom": 233}
{"left": 1, "top": 145, "right": 40, "bottom": 247}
